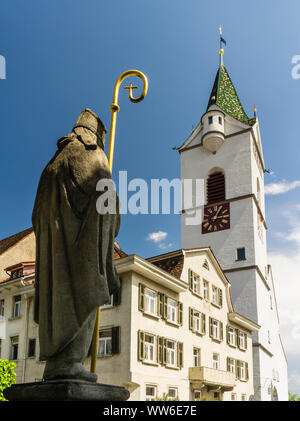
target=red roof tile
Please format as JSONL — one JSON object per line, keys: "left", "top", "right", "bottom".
{"left": 0, "top": 228, "right": 33, "bottom": 256}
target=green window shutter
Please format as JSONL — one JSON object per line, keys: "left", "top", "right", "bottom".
{"left": 138, "top": 330, "right": 145, "bottom": 361}
{"left": 218, "top": 289, "right": 223, "bottom": 307}
{"left": 236, "top": 360, "right": 240, "bottom": 380}
{"left": 246, "top": 362, "right": 249, "bottom": 380}
{"left": 157, "top": 336, "right": 163, "bottom": 364}
{"left": 163, "top": 295, "right": 168, "bottom": 319}
{"left": 113, "top": 278, "right": 122, "bottom": 306}
{"left": 201, "top": 313, "right": 206, "bottom": 335}
{"left": 220, "top": 322, "right": 223, "bottom": 341}
{"left": 111, "top": 326, "right": 120, "bottom": 354}
{"left": 163, "top": 338, "right": 167, "bottom": 365}
{"left": 226, "top": 325, "right": 230, "bottom": 344}
{"left": 209, "top": 317, "right": 213, "bottom": 338}
{"left": 178, "top": 301, "right": 183, "bottom": 325}
{"left": 244, "top": 333, "right": 248, "bottom": 349}
{"left": 189, "top": 307, "right": 194, "bottom": 331}
{"left": 177, "top": 342, "right": 183, "bottom": 369}
{"left": 158, "top": 293, "right": 164, "bottom": 318}
{"left": 138, "top": 284, "right": 145, "bottom": 312}
{"left": 235, "top": 328, "right": 239, "bottom": 348}
{"left": 227, "top": 357, "right": 230, "bottom": 372}
{"left": 188, "top": 269, "right": 193, "bottom": 291}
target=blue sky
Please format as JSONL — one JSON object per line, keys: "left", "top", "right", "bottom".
{"left": 0, "top": 0, "right": 300, "bottom": 395}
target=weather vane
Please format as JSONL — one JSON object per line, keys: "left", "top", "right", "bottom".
{"left": 219, "top": 25, "right": 227, "bottom": 65}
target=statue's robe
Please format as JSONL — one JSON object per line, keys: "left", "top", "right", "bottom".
{"left": 32, "top": 132, "right": 120, "bottom": 359}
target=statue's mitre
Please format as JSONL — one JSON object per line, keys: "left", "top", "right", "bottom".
{"left": 73, "top": 108, "right": 107, "bottom": 146}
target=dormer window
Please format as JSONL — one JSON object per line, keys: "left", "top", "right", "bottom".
{"left": 11, "top": 269, "right": 23, "bottom": 279}
{"left": 208, "top": 116, "right": 213, "bottom": 124}
{"left": 218, "top": 116, "right": 223, "bottom": 125}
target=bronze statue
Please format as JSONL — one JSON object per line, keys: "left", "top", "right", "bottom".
{"left": 32, "top": 108, "right": 120, "bottom": 382}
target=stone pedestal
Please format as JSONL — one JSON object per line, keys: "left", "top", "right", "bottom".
{"left": 3, "top": 379, "right": 130, "bottom": 401}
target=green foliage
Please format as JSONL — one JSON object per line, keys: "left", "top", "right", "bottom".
{"left": 289, "top": 392, "right": 300, "bottom": 401}
{"left": 154, "top": 392, "right": 179, "bottom": 401}
{"left": 0, "top": 359, "right": 16, "bottom": 401}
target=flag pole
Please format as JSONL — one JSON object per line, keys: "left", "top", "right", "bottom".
{"left": 90, "top": 70, "right": 148, "bottom": 373}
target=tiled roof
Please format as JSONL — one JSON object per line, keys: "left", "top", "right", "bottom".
{"left": 207, "top": 65, "right": 250, "bottom": 125}
{"left": 147, "top": 250, "right": 184, "bottom": 280}
{"left": 0, "top": 227, "right": 33, "bottom": 256}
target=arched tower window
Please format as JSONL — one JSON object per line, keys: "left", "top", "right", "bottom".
{"left": 207, "top": 170, "right": 225, "bottom": 204}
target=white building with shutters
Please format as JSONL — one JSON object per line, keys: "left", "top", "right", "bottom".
{"left": 178, "top": 49, "right": 288, "bottom": 400}
{"left": 0, "top": 228, "right": 259, "bottom": 401}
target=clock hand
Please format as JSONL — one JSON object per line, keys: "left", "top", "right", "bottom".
{"left": 212, "top": 207, "right": 222, "bottom": 220}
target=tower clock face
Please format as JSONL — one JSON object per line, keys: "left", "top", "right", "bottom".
{"left": 202, "top": 202, "right": 230, "bottom": 234}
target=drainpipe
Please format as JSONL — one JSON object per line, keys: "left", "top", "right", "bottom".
{"left": 21, "top": 293, "right": 31, "bottom": 383}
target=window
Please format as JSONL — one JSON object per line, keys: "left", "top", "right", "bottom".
{"left": 202, "top": 280, "right": 209, "bottom": 300}
{"left": 168, "top": 387, "right": 178, "bottom": 400}
{"left": 241, "top": 394, "right": 247, "bottom": 401}
{"left": 207, "top": 171, "right": 225, "bottom": 204}
{"left": 11, "top": 269, "right": 23, "bottom": 279}
{"left": 213, "top": 353, "right": 219, "bottom": 370}
{"left": 227, "top": 358, "right": 235, "bottom": 374}
{"left": 213, "top": 392, "right": 220, "bottom": 400}
{"left": 193, "top": 311, "right": 201, "bottom": 333}
{"left": 193, "top": 348, "right": 201, "bottom": 367}
{"left": 194, "top": 390, "right": 202, "bottom": 401}
{"left": 167, "top": 298, "right": 177, "bottom": 323}
{"left": 227, "top": 327, "right": 236, "bottom": 346}
{"left": 145, "top": 288, "right": 157, "bottom": 315}
{"left": 231, "top": 393, "right": 237, "bottom": 401}
{"left": 97, "top": 327, "right": 120, "bottom": 357}
{"left": 218, "top": 116, "right": 223, "bottom": 125}
{"left": 208, "top": 116, "right": 213, "bottom": 124}
{"left": 102, "top": 294, "right": 114, "bottom": 308}
{"left": 212, "top": 286, "right": 222, "bottom": 307}
{"left": 98, "top": 330, "right": 112, "bottom": 357}
{"left": 209, "top": 317, "right": 223, "bottom": 341}
{"left": 145, "top": 385, "right": 157, "bottom": 401}
{"left": 166, "top": 340, "right": 176, "bottom": 367}
{"left": 144, "top": 334, "right": 155, "bottom": 363}
{"left": 239, "top": 331, "right": 246, "bottom": 349}
{"left": 10, "top": 336, "right": 19, "bottom": 360}
{"left": 212, "top": 286, "right": 217, "bottom": 304}
{"left": 236, "top": 361, "right": 249, "bottom": 381}
{"left": 189, "top": 270, "right": 201, "bottom": 296}
{"left": 190, "top": 309, "right": 205, "bottom": 335}
{"left": 237, "top": 248, "right": 246, "bottom": 261}
{"left": 28, "top": 338, "right": 36, "bottom": 358}
{"left": 0, "top": 299, "right": 4, "bottom": 320}
{"left": 12, "top": 295, "right": 21, "bottom": 318}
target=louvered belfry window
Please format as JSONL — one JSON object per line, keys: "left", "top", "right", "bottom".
{"left": 207, "top": 171, "right": 225, "bottom": 204}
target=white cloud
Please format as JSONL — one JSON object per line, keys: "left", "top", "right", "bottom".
{"left": 147, "top": 231, "right": 167, "bottom": 243}
{"left": 268, "top": 206, "right": 300, "bottom": 393}
{"left": 265, "top": 180, "right": 300, "bottom": 195}
{"left": 147, "top": 231, "right": 174, "bottom": 251}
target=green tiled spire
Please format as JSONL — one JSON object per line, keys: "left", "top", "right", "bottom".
{"left": 207, "top": 64, "right": 250, "bottom": 125}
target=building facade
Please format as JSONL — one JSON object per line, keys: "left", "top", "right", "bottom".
{"left": 179, "top": 50, "right": 288, "bottom": 400}
{"left": 0, "top": 229, "right": 259, "bottom": 401}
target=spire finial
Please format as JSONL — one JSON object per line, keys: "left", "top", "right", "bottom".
{"left": 219, "top": 25, "right": 226, "bottom": 66}
{"left": 253, "top": 104, "right": 257, "bottom": 117}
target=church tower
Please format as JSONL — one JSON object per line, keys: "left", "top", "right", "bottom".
{"left": 179, "top": 46, "right": 288, "bottom": 401}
